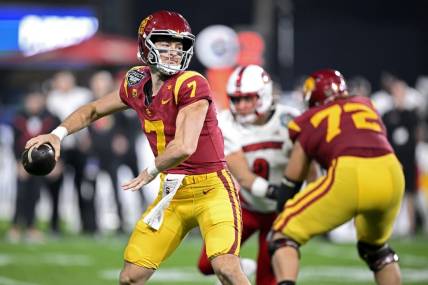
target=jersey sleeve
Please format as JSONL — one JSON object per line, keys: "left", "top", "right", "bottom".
{"left": 119, "top": 67, "right": 147, "bottom": 107}
{"left": 217, "top": 111, "right": 241, "bottom": 156}
{"left": 287, "top": 118, "right": 303, "bottom": 143}
{"left": 173, "top": 71, "right": 212, "bottom": 109}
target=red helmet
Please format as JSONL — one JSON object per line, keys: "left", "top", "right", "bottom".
{"left": 303, "top": 69, "right": 348, "bottom": 107}
{"left": 137, "top": 10, "right": 195, "bottom": 75}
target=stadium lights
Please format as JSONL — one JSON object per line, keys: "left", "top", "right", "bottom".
{"left": 0, "top": 5, "right": 99, "bottom": 56}
{"left": 19, "top": 15, "right": 98, "bottom": 56}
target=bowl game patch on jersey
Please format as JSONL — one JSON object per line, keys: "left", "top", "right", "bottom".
{"left": 127, "top": 70, "right": 146, "bottom": 86}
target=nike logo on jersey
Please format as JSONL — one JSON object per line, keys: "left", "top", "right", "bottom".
{"left": 161, "top": 97, "right": 172, "bottom": 104}
{"left": 203, "top": 188, "right": 215, "bottom": 195}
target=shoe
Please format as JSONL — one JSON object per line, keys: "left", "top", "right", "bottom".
{"left": 6, "top": 227, "right": 21, "bottom": 243}
{"left": 25, "top": 228, "right": 45, "bottom": 244}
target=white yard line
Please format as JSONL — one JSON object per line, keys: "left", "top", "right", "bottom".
{"left": 0, "top": 276, "right": 38, "bottom": 285}
{"left": 0, "top": 253, "right": 93, "bottom": 266}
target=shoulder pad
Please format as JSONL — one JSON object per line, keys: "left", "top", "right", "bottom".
{"left": 173, "top": 71, "right": 206, "bottom": 103}
{"left": 288, "top": 119, "right": 301, "bottom": 133}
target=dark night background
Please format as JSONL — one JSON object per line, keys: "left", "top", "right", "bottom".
{"left": 1, "top": 0, "right": 427, "bottom": 98}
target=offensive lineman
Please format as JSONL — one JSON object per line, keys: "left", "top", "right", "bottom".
{"left": 269, "top": 69, "right": 404, "bottom": 285}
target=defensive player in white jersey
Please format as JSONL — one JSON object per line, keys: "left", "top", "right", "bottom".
{"left": 197, "top": 65, "right": 300, "bottom": 285}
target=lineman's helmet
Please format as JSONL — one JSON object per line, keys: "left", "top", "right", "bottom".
{"left": 303, "top": 69, "right": 348, "bottom": 107}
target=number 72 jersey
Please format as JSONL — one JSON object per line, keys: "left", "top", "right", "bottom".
{"left": 288, "top": 96, "right": 394, "bottom": 169}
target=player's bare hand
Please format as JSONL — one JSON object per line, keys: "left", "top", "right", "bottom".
{"left": 121, "top": 169, "right": 156, "bottom": 191}
{"left": 25, "top": 134, "right": 62, "bottom": 161}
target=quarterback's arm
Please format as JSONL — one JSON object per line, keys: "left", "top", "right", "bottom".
{"left": 121, "top": 99, "right": 209, "bottom": 191}
{"left": 155, "top": 99, "right": 209, "bottom": 171}
{"left": 61, "top": 90, "right": 127, "bottom": 134}
{"left": 122, "top": 99, "right": 209, "bottom": 191}
{"left": 25, "top": 90, "right": 127, "bottom": 159}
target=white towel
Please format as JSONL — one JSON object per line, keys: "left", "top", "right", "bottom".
{"left": 143, "top": 174, "right": 185, "bottom": 230}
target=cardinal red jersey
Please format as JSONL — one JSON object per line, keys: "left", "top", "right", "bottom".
{"left": 288, "top": 96, "right": 393, "bottom": 169}
{"left": 119, "top": 66, "right": 226, "bottom": 174}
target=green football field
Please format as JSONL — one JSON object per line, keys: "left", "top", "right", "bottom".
{"left": 0, "top": 230, "right": 427, "bottom": 285}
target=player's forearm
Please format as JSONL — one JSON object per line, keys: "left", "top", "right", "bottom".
{"left": 149, "top": 99, "right": 206, "bottom": 173}
{"left": 226, "top": 151, "right": 259, "bottom": 192}
{"left": 60, "top": 103, "right": 100, "bottom": 135}
{"left": 153, "top": 139, "right": 195, "bottom": 172}
{"left": 284, "top": 141, "right": 311, "bottom": 181}
{"left": 231, "top": 169, "right": 257, "bottom": 190}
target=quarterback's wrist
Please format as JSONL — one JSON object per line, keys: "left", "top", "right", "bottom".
{"left": 251, "top": 176, "right": 269, "bottom": 197}
{"left": 51, "top": 126, "right": 68, "bottom": 142}
{"left": 147, "top": 160, "right": 160, "bottom": 177}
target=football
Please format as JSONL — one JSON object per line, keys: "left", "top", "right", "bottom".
{"left": 22, "top": 143, "right": 56, "bottom": 176}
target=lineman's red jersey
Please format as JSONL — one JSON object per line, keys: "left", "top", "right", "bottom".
{"left": 119, "top": 66, "right": 226, "bottom": 174}
{"left": 288, "top": 96, "right": 393, "bottom": 169}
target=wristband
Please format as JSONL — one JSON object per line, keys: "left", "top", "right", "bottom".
{"left": 147, "top": 160, "right": 160, "bottom": 177}
{"left": 251, "top": 176, "right": 269, "bottom": 197}
{"left": 51, "top": 126, "right": 68, "bottom": 141}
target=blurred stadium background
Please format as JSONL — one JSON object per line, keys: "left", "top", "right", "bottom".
{"left": 1, "top": 0, "right": 428, "bottom": 284}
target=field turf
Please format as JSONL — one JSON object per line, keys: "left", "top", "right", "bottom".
{"left": 0, "top": 230, "right": 427, "bottom": 285}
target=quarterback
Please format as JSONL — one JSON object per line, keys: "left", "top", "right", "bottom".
{"left": 25, "top": 10, "right": 250, "bottom": 285}
{"left": 198, "top": 65, "right": 300, "bottom": 285}
{"left": 269, "top": 69, "right": 404, "bottom": 285}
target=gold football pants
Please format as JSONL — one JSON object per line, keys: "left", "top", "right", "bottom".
{"left": 273, "top": 154, "right": 404, "bottom": 246}
{"left": 124, "top": 169, "right": 242, "bottom": 269}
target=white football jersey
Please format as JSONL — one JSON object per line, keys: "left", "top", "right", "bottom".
{"left": 218, "top": 104, "right": 300, "bottom": 213}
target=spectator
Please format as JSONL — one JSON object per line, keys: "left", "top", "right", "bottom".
{"left": 88, "top": 70, "right": 143, "bottom": 233}
{"left": 47, "top": 71, "right": 97, "bottom": 234}
{"left": 383, "top": 80, "right": 422, "bottom": 235}
{"left": 7, "top": 91, "right": 62, "bottom": 242}
{"left": 348, "top": 75, "right": 372, "bottom": 97}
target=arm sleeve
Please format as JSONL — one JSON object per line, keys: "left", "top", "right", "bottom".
{"left": 288, "top": 118, "right": 302, "bottom": 143}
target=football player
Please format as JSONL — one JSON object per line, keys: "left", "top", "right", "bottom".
{"left": 25, "top": 10, "right": 250, "bottom": 285}
{"left": 197, "top": 65, "right": 301, "bottom": 285}
{"left": 269, "top": 69, "right": 404, "bottom": 285}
